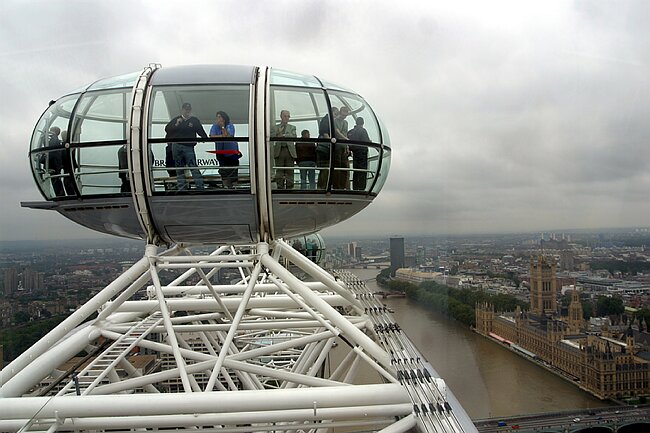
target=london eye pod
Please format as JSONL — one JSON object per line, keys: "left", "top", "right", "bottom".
{"left": 23, "top": 64, "right": 392, "bottom": 245}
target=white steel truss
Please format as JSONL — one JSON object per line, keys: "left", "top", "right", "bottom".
{"left": 0, "top": 240, "right": 477, "bottom": 433}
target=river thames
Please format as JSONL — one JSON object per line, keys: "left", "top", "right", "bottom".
{"left": 347, "top": 268, "right": 612, "bottom": 420}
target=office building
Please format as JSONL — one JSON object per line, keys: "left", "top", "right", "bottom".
{"left": 3, "top": 268, "right": 17, "bottom": 296}
{"left": 389, "top": 237, "right": 405, "bottom": 277}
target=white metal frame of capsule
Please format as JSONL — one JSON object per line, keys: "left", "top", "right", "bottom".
{"left": 23, "top": 64, "right": 392, "bottom": 246}
{"left": 0, "top": 240, "right": 476, "bottom": 433}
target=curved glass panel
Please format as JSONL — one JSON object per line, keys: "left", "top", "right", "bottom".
{"left": 320, "top": 79, "right": 353, "bottom": 93}
{"left": 70, "top": 90, "right": 131, "bottom": 143}
{"left": 75, "top": 145, "right": 126, "bottom": 195}
{"left": 148, "top": 85, "right": 251, "bottom": 192}
{"left": 327, "top": 91, "right": 381, "bottom": 143}
{"left": 348, "top": 144, "right": 380, "bottom": 193}
{"left": 87, "top": 71, "right": 140, "bottom": 91}
{"left": 270, "top": 69, "right": 321, "bottom": 88}
{"left": 30, "top": 94, "right": 80, "bottom": 152}
{"left": 55, "top": 89, "right": 135, "bottom": 196}
{"left": 270, "top": 87, "right": 329, "bottom": 137}
{"left": 30, "top": 95, "right": 81, "bottom": 199}
{"left": 288, "top": 233, "right": 326, "bottom": 264}
{"left": 269, "top": 87, "right": 332, "bottom": 191}
{"left": 372, "top": 146, "right": 391, "bottom": 194}
{"left": 31, "top": 148, "right": 76, "bottom": 199}
{"left": 67, "top": 84, "right": 92, "bottom": 94}
{"left": 377, "top": 115, "right": 391, "bottom": 148}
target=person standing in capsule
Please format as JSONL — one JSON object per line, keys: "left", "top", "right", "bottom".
{"left": 271, "top": 110, "right": 297, "bottom": 189}
{"left": 210, "top": 111, "right": 240, "bottom": 189}
{"left": 165, "top": 102, "right": 208, "bottom": 190}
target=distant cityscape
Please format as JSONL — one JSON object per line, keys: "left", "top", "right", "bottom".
{"left": 0, "top": 239, "right": 145, "bottom": 327}
{"left": 326, "top": 228, "right": 650, "bottom": 402}
{"left": 3, "top": 229, "right": 650, "bottom": 327}
{"left": 325, "top": 229, "right": 650, "bottom": 305}
{"left": 2, "top": 228, "right": 650, "bottom": 392}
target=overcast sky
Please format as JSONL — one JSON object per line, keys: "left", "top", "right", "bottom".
{"left": 0, "top": 0, "right": 648, "bottom": 242}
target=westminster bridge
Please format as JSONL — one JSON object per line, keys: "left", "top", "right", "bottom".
{"left": 474, "top": 405, "right": 650, "bottom": 433}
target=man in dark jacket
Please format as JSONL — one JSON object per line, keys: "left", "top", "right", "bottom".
{"left": 165, "top": 102, "right": 208, "bottom": 190}
{"left": 45, "top": 126, "right": 65, "bottom": 196}
{"left": 347, "top": 117, "right": 370, "bottom": 190}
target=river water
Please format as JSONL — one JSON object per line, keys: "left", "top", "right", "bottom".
{"left": 346, "top": 268, "right": 610, "bottom": 420}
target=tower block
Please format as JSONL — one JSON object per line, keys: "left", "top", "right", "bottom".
{"left": 529, "top": 255, "right": 557, "bottom": 317}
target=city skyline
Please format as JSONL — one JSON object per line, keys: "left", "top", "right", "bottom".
{"left": 2, "top": 228, "right": 649, "bottom": 418}
{"left": 1, "top": 0, "right": 649, "bottom": 241}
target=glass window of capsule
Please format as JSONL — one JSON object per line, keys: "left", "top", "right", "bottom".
{"left": 287, "top": 233, "right": 326, "bottom": 264}
{"left": 29, "top": 67, "right": 391, "bottom": 200}
{"left": 269, "top": 69, "right": 389, "bottom": 194}
{"left": 29, "top": 72, "right": 138, "bottom": 199}
{"left": 147, "top": 84, "right": 251, "bottom": 193}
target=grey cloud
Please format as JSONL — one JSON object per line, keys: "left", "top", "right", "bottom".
{"left": 1, "top": 0, "right": 649, "bottom": 241}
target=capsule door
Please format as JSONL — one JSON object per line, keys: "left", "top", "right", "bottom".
{"left": 143, "top": 81, "right": 259, "bottom": 244}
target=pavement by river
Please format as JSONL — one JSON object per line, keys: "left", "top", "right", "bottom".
{"left": 346, "top": 268, "right": 612, "bottom": 420}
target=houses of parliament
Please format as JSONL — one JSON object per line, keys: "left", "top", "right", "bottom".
{"left": 475, "top": 256, "right": 650, "bottom": 400}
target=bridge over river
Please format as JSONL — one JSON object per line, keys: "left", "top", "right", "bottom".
{"left": 474, "top": 405, "right": 650, "bottom": 433}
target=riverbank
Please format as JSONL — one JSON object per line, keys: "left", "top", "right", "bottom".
{"left": 373, "top": 271, "right": 627, "bottom": 407}
{"left": 471, "top": 328, "right": 626, "bottom": 405}
{"left": 347, "top": 268, "right": 609, "bottom": 418}
{"left": 384, "top": 296, "right": 610, "bottom": 418}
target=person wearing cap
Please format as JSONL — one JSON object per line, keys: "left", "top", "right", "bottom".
{"left": 165, "top": 102, "right": 208, "bottom": 190}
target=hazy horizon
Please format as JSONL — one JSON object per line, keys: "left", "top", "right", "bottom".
{"left": 1, "top": 224, "right": 648, "bottom": 246}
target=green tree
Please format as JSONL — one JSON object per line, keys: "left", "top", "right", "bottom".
{"left": 387, "top": 280, "right": 411, "bottom": 293}
{"left": 376, "top": 268, "right": 391, "bottom": 287}
{"left": 589, "top": 260, "right": 650, "bottom": 276}
{"left": 1, "top": 315, "right": 66, "bottom": 362}
{"left": 560, "top": 294, "right": 572, "bottom": 307}
{"left": 634, "top": 308, "right": 650, "bottom": 328}
{"left": 13, "top": 311, "right": 30, "bottom": 324}
{"left": 404, "top": 280, "right": 525, "bottom": 327}
{"left": 596, "top": 296, "right": 624, "bottom": 316}
{"left": 582, "top": 301, "right": 593, "bottom": 320}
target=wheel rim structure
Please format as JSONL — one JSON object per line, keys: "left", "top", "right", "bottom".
{"left": 0, "top": 240, "right": 476, "bottom": 433}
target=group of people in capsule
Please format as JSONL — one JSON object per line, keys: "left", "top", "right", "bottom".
{"left": 164, "top": 102, "right": 371, "bottom": 191}
{"left": 164, "top": 102, "right": 241, "bottom": 190}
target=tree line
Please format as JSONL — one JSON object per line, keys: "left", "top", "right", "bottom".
{"left": 377, "top": 269, "right": 528, "bottom": 327}
{"left": 378, "top": 270, "right": 636, "bottom": 328}
{"left": 1, "top": 315, "right": 66, "bottom": 364}
{"left": 589, "top": 259, "right": 650, "bottom": 276}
